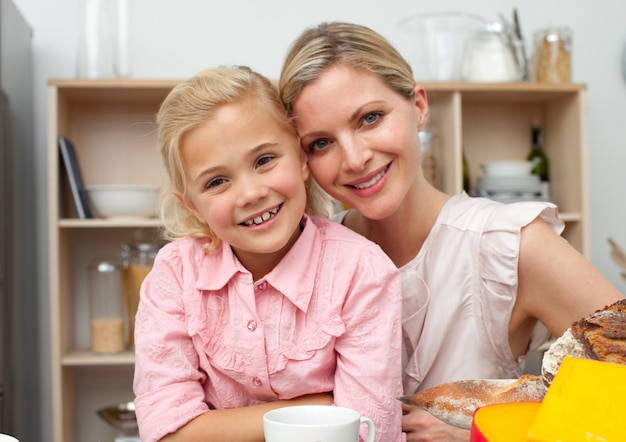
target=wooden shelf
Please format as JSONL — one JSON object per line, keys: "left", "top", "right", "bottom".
{"left": 62, "top": 349, "right": 135, "bottom": 366}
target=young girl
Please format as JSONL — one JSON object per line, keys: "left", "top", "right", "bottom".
{"left": 132, "top": 65, "right": 403, "bottom": 442}
{"left": 279, "top": 22, "right": 624, "bottom": 442}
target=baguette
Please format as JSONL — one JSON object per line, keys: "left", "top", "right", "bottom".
{"left": 398, "top": 374, "right": 546, "bottom": 430}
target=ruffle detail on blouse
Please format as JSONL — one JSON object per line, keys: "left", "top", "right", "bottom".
{"left": 478, "top": 201, "right": 560, "bottom": 363}
{"left": 270, "top": 314, "right": 346, "bottom": 373}
{"left": 200, "top": 334, "right": 247, "bottom": 373}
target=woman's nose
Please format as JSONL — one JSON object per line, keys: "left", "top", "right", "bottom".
{"left": 340, "top": 137, "right": 372, "bottom": 172}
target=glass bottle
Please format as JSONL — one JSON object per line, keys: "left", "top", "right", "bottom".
{"left": 462, "top": 151, "right": 471, "bottom": 194}
{"left": 527, "top": 126, "right": 550, "bottom": 198}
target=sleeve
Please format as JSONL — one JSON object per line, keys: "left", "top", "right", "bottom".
{"left": 132, "top": 245, "right": 209, "bottom": 442}
{"left": 478, "top": 201, "right": 564, "bottom": 364}
{"left": 332, "top": 243, "right": 404, "bottom": 442}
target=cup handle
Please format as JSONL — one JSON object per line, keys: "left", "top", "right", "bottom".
{"left": 360, "top": 416, "right": 375, "bottom": 442}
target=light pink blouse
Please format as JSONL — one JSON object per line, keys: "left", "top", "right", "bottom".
{"left": 400, "top": 193, "right": 563, "bottom": 392}
{"left": 133, "top": 215, "right": 403, "bottom": 442}
{"left": 333, "top": 193, "right": 564, "bottom": 394}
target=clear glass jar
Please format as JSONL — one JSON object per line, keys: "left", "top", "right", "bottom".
{"left": 419, "top": 129, "right": 439, "bottom": 188}
{"left": 88, "top": 259, "right": 126, "bottom": 354}
{"left": 532, "top": 27, "right": 572, "bottom": 83}
{"left": 122, "top": 243, "right": 160, "bottom": 348}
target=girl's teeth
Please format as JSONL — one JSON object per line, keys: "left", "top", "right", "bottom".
{"left": 244, "top": 206, "right": 280, "bottom": 226}
{"left": 353, "top": 170, "right": 385, "bottom": 189}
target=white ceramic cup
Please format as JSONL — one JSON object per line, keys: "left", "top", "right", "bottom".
{"left": 0, "top": 434, "right": 19, "bottom": 442}
{"left": 263, "top": 405, "right": 375, "bottom": 442}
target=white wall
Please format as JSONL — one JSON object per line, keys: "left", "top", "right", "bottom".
{"left": 12, "top": 0, "right": 626, "bottom": 439}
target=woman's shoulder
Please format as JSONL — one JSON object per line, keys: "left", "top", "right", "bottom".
{"left": 440, "top": 193, "right": 562, "bottom": 234}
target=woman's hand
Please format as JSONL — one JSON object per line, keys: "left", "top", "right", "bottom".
{"left": 402, "top": 403, "right": 470, "bottom": 442}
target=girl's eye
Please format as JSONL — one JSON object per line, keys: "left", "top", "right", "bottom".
{"left": 206, "top": 177, "right": 227, "bottom": 189}
{"left": 362, "top": 111, "right": 382, "bottom": 126}
{"left": 308, "top": 138, "right": 331, "bottom": 153}
{"left": 256, "top": 154, "right": 275, "bottom": 168}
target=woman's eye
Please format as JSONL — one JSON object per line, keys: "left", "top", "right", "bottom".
{"left": 362, "top": 111, "right": 381, "bottom": 126}
{"left": 206, "top": 177, "right": 227, "bottom": 189}
{"left": 308, "top": 139, "right": 330, "bottom": 153}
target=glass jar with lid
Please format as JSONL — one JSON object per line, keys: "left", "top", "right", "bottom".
{"left": 122, "top": 242, "right": 161, "bottom": 348}
{"left": 88, "top": 259, "right": 126, "bottom": 354}
{"left": 532, "top": 27, "right": 572, "bottom": 83}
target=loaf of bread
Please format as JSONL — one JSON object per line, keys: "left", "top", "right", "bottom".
{"left": 542, "top": 297, "right": 626, "bottom": 385}
{"left": 400, "top": 298, "right": 626, "bottom": 430}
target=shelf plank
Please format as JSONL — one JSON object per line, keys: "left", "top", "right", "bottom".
{"left": 59, "top": 218, "right": 162, "bottom": 228}
{"left": 62, "top": 349, "right": 135, "bottom": 366}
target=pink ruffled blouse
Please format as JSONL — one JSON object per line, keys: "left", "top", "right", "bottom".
{"left": 133, "top": 215, "right": 403, "bottom": 442}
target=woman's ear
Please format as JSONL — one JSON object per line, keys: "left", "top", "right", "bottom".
{"left": 174, "top": 191, "right": 205, "bottom": 224}
{"left": 412, "top": 84, "right": 430, "bottom": 131}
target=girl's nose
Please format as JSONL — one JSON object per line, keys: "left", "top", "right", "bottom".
{"left": 236, "top": 176, "right": 269, "bottom": 208}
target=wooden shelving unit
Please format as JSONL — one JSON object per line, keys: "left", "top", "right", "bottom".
{"left": 47, "top": 79, "right": 588, "bottom": 441}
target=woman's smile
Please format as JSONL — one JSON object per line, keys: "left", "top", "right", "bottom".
{"left": 348, "top": 163, "right": 390, "bottom": 190}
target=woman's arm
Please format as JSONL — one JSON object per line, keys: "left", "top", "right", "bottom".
{"left": 512, "top": 217, "right": 623, "bottom": 354}
{"left": 159, "top": 393, "right": 334, "bottom": 442}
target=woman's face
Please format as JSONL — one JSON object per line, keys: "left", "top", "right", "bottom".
{"left": 178, "top": 97, "right": 309, "bottom": 267}
{"left": 292, "top": 64, "right": 428, "bottom": 219}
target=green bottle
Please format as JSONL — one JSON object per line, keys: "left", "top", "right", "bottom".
{"left": 462, "top": 152, "right": 471, "bottom": 194}
{"left": 527, "top": 126, "right": 550, "bottom": 198}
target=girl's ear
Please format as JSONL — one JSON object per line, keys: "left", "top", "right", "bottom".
{"left": 299, "top": 148, "right": 310, "bottom": 182}
{"left": 174, "top": 191, "right": 205, "bottom": 224}
{"left": 412, "top": 84, "right": 430, "bottom": 131}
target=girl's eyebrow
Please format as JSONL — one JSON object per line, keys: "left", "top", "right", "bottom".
{"left": 190, "top": 142, "right": 280, "bottom": 184}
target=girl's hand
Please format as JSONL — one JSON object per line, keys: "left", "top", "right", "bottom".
{"left": 402, "top": 403, "right": 470, "bottom": 442}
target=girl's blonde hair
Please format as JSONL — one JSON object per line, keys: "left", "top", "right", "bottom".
{"left": 279, "top": 22, "right": 416, "bottom": 115}
{"left": 157, "top": 65, "right": 327, "bottom": 251}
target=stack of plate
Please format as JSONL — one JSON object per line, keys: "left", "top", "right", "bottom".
{"left": 477, "top": 160, "right": 542, "bottom": 203}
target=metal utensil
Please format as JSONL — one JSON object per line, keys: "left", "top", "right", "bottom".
{"left": 512, "top": 8, "right": 529, "bottom": 80}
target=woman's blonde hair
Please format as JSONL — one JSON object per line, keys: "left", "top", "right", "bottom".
{"left": 157, "top": 65, "right": 327, "bottom": 251}
{"left": 279, "top": 22, "right": 416, "bottom": 115}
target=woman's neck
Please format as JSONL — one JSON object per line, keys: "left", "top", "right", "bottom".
{"left": 347, "top": 186, "right": 450, "bottom": 267}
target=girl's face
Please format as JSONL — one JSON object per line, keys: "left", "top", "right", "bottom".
{"left": 292, "top": 64, "right": 428, "bottom": 219}
{"left": 178, "top": 97, "right": 309, "bottom": 268}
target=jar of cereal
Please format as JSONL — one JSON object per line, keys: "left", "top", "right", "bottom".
{"left": 88, "top": 259, "right": 126, "bottom": 354}
{"left": 532, "top": 27, "right": 572, "bottom": 83}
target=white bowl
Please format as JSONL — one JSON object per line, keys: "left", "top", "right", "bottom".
{"left": 481, "top": 160, "right": 534, "bottom": 176}
{"left": 85, "top": 184, "right": 159, "bottom": 219}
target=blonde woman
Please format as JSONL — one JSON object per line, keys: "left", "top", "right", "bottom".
{"left": 279, "top": 22, "right": 624, "bottom": 442}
